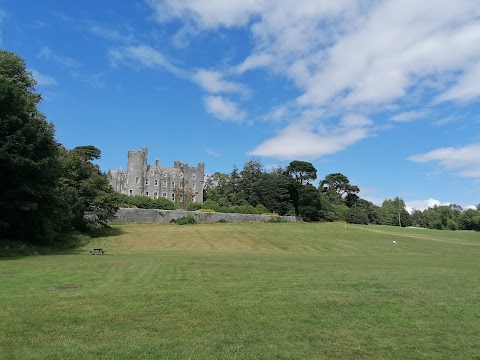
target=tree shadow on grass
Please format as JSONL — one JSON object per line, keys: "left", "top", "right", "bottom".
{"left": 0, "top": 227, "right": 125, "bottom": 259}
{"left": 89, "top": 226, "right": 125, "bottom": 239}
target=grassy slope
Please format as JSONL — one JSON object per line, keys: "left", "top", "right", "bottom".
{"left": 0, "top": 222, "right": 479, "bottom": 359}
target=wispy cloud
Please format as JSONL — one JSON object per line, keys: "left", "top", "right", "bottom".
{"left": 87, "top": 23, "right": 136, "bottom": 43}
{"left": 390, "top": 110, "right": 428, "bottom": 123}
{"left": 38, "top": 46, "right": 79, "bottom": 68}
{"left": 205, "top": 148, "right": 221, "bottom": 157}
{"left": 204, "top": 95, "right": 245, "bottom": 123}
{"left": 409, "top": 143, "right": 480, "bottom": 178}
{"left": 29, "top": 69, "right": 57, "bottom": 87}
{"left": 193, "top": 69, "right": 247, "bottom": 95}
{"left": 109, "top": 45, "right": 185, "bottom": 77}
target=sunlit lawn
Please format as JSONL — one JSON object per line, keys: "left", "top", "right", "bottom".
{"left": 1, "top": 222, "right": 479, "bottom": 359}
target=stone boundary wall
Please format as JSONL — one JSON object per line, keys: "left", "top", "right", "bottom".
{"left": 112, "top": 208, "right": 297, "bottom": 223}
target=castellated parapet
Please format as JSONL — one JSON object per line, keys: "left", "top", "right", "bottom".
{"left": 107, "top": 147, "right": 205, "bottom": 204}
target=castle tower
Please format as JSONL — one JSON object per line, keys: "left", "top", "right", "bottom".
{"left": 126, "top": 147, "right": 148, "bottom": 196}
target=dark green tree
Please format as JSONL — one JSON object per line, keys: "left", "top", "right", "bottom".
{"left": 253, "top": 171, "right": 294, "bottom": 215}
{"left": 59, "top": 146, "right": 118, "bottom": 230}
{"left": 319, "top": 173, "right": 359, "bottom": 205}
{"left": 239, "top": 158, "right": 263, "bottom": 206}
{"left": 298, "top": 184, "right": 329, "bottom": 222}
{"left": 285, "top": 160, "right": 317, "bottom": 185}
{"left": 346, "top": 205, "right": 369, "bottom": 225}
{"left": 381, "top": 197, "right": 412, "bottom": 227}
{"left": 0, "top": 50, "right": 64, "bottom": 242}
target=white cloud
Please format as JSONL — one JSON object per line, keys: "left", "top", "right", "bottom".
{"left": 146, "top": 0, "right": 480, "bottom": 160}
{"left": 109, "top": 45, "right": 185, "bottom": 76}
{"left": 405, "top": 198, "right": 450, "bottom": 212}
{"left": 249, "top": 114, "right": 373, "bottom": 159}
{"left": 408, "top": 143, "right": 480, "bottom": 178}
{"left": 390, "top": 110, "right": 428, "bottom": 123}
{"left": 204, "top": 95, "right": 245, "bottom": 122}
{"left": 29, "top": 69, "right": 57, "bottom": 87}
{"left": 193, "top": 69, "right": 247, "bottom": 94}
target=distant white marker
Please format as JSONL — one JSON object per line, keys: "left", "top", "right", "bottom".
{"left": 392, "top": 240, "right": 397, "bottom": 245}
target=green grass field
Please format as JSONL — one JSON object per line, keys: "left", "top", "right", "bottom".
{"left": 1, "top": 222, "right": 479, "bottom": 359}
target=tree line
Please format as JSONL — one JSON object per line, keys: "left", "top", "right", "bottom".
{"left": 201, "top": 159, "right": 480, "bottom": 230}
{"left": 0, "top": 50, "right": 118, "bottom": 244}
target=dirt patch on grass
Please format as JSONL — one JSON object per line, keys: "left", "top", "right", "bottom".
{"left": 0, "top": 273, "right": 11, "bottom": 277}
{"left": 49, "top": 285, "right": 80, "bottom": 290}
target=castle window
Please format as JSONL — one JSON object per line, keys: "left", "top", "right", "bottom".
{"left": 135, "top": 177, "right": 140, "bottom": 184}
{"left": 154, "top": 179, "right": 158, "bottom": 186}
{"left": 192, "top": 183, "right": 196, "bottom": 190}
{"left": 171, "top": 182, "right": 175, "bottom": 188}
{"left": 192, "top": 174, "right": 196, "bottom": 181}
{"left": 163, "top": 180, "right": 167, "bottom": 187}
{"left": 163, "top": 171, "right": 167, "bottom": 177}
{"left": 171, "top": 193, "right": 175, "bottom": 201}
{"left": 150, "top": 170, "right": 154, "bottom": 175}
{"left": 162, "top": 193, "right": 167, "bottom": 198}
{"left": 191, "top": 195, "right": 196, "bottom": 202}
{"left": 145, "top": 178, "right": 149, "bottom": 185}
{"left": 145, "top": 191, "right": 149, "bottom": 197}
{"left": 171, "top": 172, "right": 176, "bottom": 178}
{"left": 154, "top": 192, "right": 158, "bottom": 199}
{"left": 129, "top": 190, "right": 133, "bottom": 196}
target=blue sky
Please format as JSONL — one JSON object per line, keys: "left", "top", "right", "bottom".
{"left": 2, "top": 0, "right": 480, "bottom": 210}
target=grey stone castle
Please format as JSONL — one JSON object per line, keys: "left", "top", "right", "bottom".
{"left": 107, "top": 147, "right": 205, "bottom": 204}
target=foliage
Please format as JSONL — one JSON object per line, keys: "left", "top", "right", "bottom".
{"left": 114, "top": 194, "right": 176, "bottom": 210}
{"left": 328, "top": 204, "right": 349, "bottom": 221}
{"left": 381, "top": 197, "right": 412, "bottom": 227}
{"left": 346, "top": 205, "right": 370, "bottom": 225}
{"left": 202, "top": 199, "right": 225, "bottom": 213}
{"left": 254, "top": 171, "right": 294, "bottom": 215}
{"left": 59, "top": 146, "right": 118, "bottom": 231}
{"left": 298, "top": 184, "right": 329, "bottom": 222}
{"left": 285, "top": 160, "right": 317, "bottom": 185}
{"left": 172, "top": 216, "right": 197, "bottom": 225}
{"left": 186, "top": 202, "right": 203, "bottom": 211}
{"left": 229, "top": 204, "right": 258, "bottom": 214}
{"left": 0, "top": 50, "right": 65, "bottom": 242}
{"left": 319, "top": 173, "right": 359, "bottom": 205}
{"left": 239, "top": 158, "right": 263, "bottom": 206}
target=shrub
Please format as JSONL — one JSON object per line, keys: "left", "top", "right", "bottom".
{"left": 229, "top": 204, "right": 257, "bottom": 214}
{"left": 187, "top": 203, "right": 203, "bottom": 211}
{"left": 202, "top": 200, "right": 225, "bottom": 212}
{"left": 172, "top": 216, "right": 197, "bottom": 225}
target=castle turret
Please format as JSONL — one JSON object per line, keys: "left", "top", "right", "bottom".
{"left": 126, "top": 147, "right": 148, "bottom": 196}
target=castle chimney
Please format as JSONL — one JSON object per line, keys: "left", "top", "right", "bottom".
{"left": 155, "top": 158, "right": 160, "bottom": 166}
